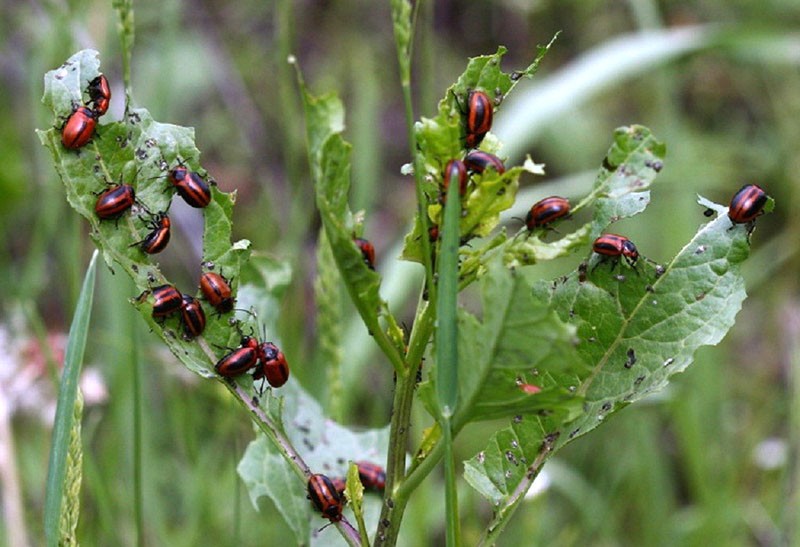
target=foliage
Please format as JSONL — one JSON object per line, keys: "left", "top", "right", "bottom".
{"left": 32, "top": 4, "right": 786, "bottom": 546}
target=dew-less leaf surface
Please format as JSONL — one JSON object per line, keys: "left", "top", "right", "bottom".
{"left": 465, "top": 208, "right": 752, "bottom": 509}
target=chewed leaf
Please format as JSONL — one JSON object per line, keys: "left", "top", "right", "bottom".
{"left": 403, "top": 45, "right": 555, "bottom": 264}
{"left": 589, "top": 125, "right": 665, "bottom": 238}
{"left": 504, "top": 125, "right": 665, "bottom": 268}
{"left": 418, "top": 258, "right": 587, "bottom": 426}
{"left": 38, "top": 51, "right": 251, "bottom": 378}
{"left": 465, "top": 203, "right": 754, "bottom": 505}
{"left": 238, "top": 381, "right": 388, "bottom": 545}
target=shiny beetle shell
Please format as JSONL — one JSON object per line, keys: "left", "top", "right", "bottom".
{"left": 728, "top": 184, "right": 768, "bottom": 224}
{"left": 62, "top": 106, "right": 96, "bottom": 149}
{"left": 525, "top": 196, "right": 571, "bottom": 230}
{"left": 307, "top": 474, "right": 343, "bottom": 523}
{"left": 95, "top": 184, "right": 136, "bottom": 220}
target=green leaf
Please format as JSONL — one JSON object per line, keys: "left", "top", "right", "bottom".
{"left": 504, "top": 125, "right": 665, "bottom": 268}
{"left": 302, "top": 84, "right": 405, "bottom": 368}
{"left": 238, "top": 382, "right": 388, "bottom": 545}
{"left": 465, "top": 202, "right": 754, "bottom": 506}
{"left": 38, "top": 50, "right": 252, "bottom": 380}
{"left": 401, "top": 45, "right": 553, "bottom": 265}
{"left": 345, "top": 462, "right": 369, "bottom": 543}
{"left": 44, "top": 251, "right": 97, "bottom": 545}
{"left": 419, "top": 259, "right": 586, "bottom": 426}
{"left": 435, "top": 174, "right": 461, "bottom": 418}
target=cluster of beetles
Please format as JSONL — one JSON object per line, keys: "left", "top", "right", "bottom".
{"left": 62, "top": 71, "right": 770, "bottom": 528}
{"left": 61, "top": 73, "right": 290, "bottom": 392}
{"left": 428, "top": 90, "right": 771, "bottom": 273}
{"left": 60, "top": 71, "right": 392, "bottom": 527}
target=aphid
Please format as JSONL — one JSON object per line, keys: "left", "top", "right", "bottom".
{"left": 168, "top": 163, "right": 211, "bottom": 208}
{"left": 592, "top": 234, "right": 640, "bottom": 271}
{"left": 133, "top": 212, "right": 171, "bottom": 254}
{"left": 354, "top": 237, "right": 376, "bottom": 270}
{"left": 356, "top": 461, "right": 386, "bottom": 492}
{"left": 199, "top": 271, "right": 234, "bottom": 313}
{"left": 525, "top": 197, "right": 571, "bottom": 230}
{"left": 464, "top": 90, "right": 493, "bottom": 148}
{"left": 95, "top": 184, "right": 136, "bottom": 220}
{"left": 87, "top": 74, "right": 111, "bottom": 116}
{"left": 307, "top": 474, "right": 343, "bottom": 523}
{"left": 728, "top": 184, "right": 768, "bottom": 224}
{"left": 253, "top": 342, "right": 290, "bottom": 388}
{"left": 179, "top": 294, "right": 206, "bottom": 339}
{"left": 151, "top": 284, "right": 183, "bottom": 319}
{"left": 61, "top": 106, "right": 96, "bottom": 149}
{"left": 464, "top": 150, "right": 505, "bottom": 175}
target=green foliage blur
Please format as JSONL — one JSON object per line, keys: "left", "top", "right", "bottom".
{"left": 3, "top": 0, "right": 798, "bottom": 545}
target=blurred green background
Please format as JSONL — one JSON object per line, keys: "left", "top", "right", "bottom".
{"left": 2, "top": 0, "right": 798, "bottom": 545}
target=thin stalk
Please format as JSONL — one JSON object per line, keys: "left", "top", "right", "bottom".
{"left": 443, "top": 421, "right": 459, "bottom": 547}
{"left": 436, "top": 178, "right": 461, "bottom": 547}
{"left": 132, "top": 326, "right": 144, "bottom": 547}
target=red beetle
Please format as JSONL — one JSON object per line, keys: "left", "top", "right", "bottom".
{"left": 95, "top": 184, "right": 136, "bottom": 220}
{"left": 728, "top": 184, "right": 768, "bottom": 224}
{"left": 133, "top": 212, "right": 171, "bottom": 254}
{"left": 442, "top": 159, "right": 468, "bottom": 198}
{"left": 215, "top": 336, "right": 259, "bottom": 377}
{"left": 354, "top": 237, "right": 376, "bottom": 270}
{"left": 168, "top": 164, "right": 211, "bottom": 208}
{"left": 61, "top": 106, "right": 96, "bottom": 149}
{"left": 151, "top": 284, "right": 183, "bottom": 319}
{"left": 356, "top": 461, "right": 386, "bottom": 492}
{"left": 525, "top": 197, "right": 571, "bottom": 230}
{"left": 464, "top": 150, "right": 505, "bottom": 175}
{"left": 253, "top": 342, "right": 290, "bottom": 388}
{"left": 87, "top": 74, "right": 111, "bottom": 116}
{"left": 199, "top": 271, "right": 234, "bottom": 313}
{"left": 179, "top": 294, "right": 206, "bottom": 339}
{"left": 592, "top": 234, "right": 640, "bottom": 270}
{"left": 465, "top": 90, "right": 493, "bottom": 148}
{"left": 307, "top": 474, "right": 344, "bottom": 523}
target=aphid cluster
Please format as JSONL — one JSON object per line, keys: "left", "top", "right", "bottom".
{"left": 73, "top": 72, "right": 291, "bottom": 394}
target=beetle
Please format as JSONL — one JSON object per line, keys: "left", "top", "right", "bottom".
{"left": 253, "top": 342, "right": 290, "bottom": 388}
{"left": 179, "top": 294, "right": 206, "bottom": 339}
{"left": 464, "top": 150, "right": 505, "bottom": 175}
{"left": 151, "top": 284, "right": 183, "bottom": 318}
{"left": 215, "top": 336, "right": 259, "bottom": 377}
{"left": 132, "top": 212, "right": 171, "bottom": 254}
{"left": 330, "top": 477, "right": 347, "bottom": 497}
{"left": 464, "top": 90, "right": 493, "bottom": 148}
{"left": 61, "top": 106, "right": 96, "bottom": 149}
{"left": 442, "top": 159, "right": 468, "bottom": 199}
{"left": 307, "top": 474, "right": 343, "bottom": 523}
{"left": 356, "top": 461, "right": 386, "bottom": 492}
{"left": 95, "top": 184, "right": 136, "bottom": 220}
{"left": 87, "top": 74, "right": 111, "bottom": 116}
{"left": 353, "top": 237, "right": 376, "bottom": 270}
{"left": 168, "top": 163, "right": 211, "bottom": 208}
{"left": 728, "top": 184, "right": 768, "bottom": 224}
{"left": 525, "top": 196, "right": 571, "bottom": 230}
{"left": 592, "top": 234, "right": 640, "bottom": 270}
{"left": 199, "top": 271, "right": 234, "bottom": 313}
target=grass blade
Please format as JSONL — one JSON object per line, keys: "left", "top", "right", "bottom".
{"left": 44, "top": 250, "right": 98, "bottom": 545}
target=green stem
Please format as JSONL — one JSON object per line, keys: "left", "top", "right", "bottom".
{"left": 374, "top": 296, "right": 435, "bottom": 546}
{"left": 443, "top": 420, "right": 460, "bottom": 547}
{"left": 132, "top": 326, "right": 144, "bottom": 547}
